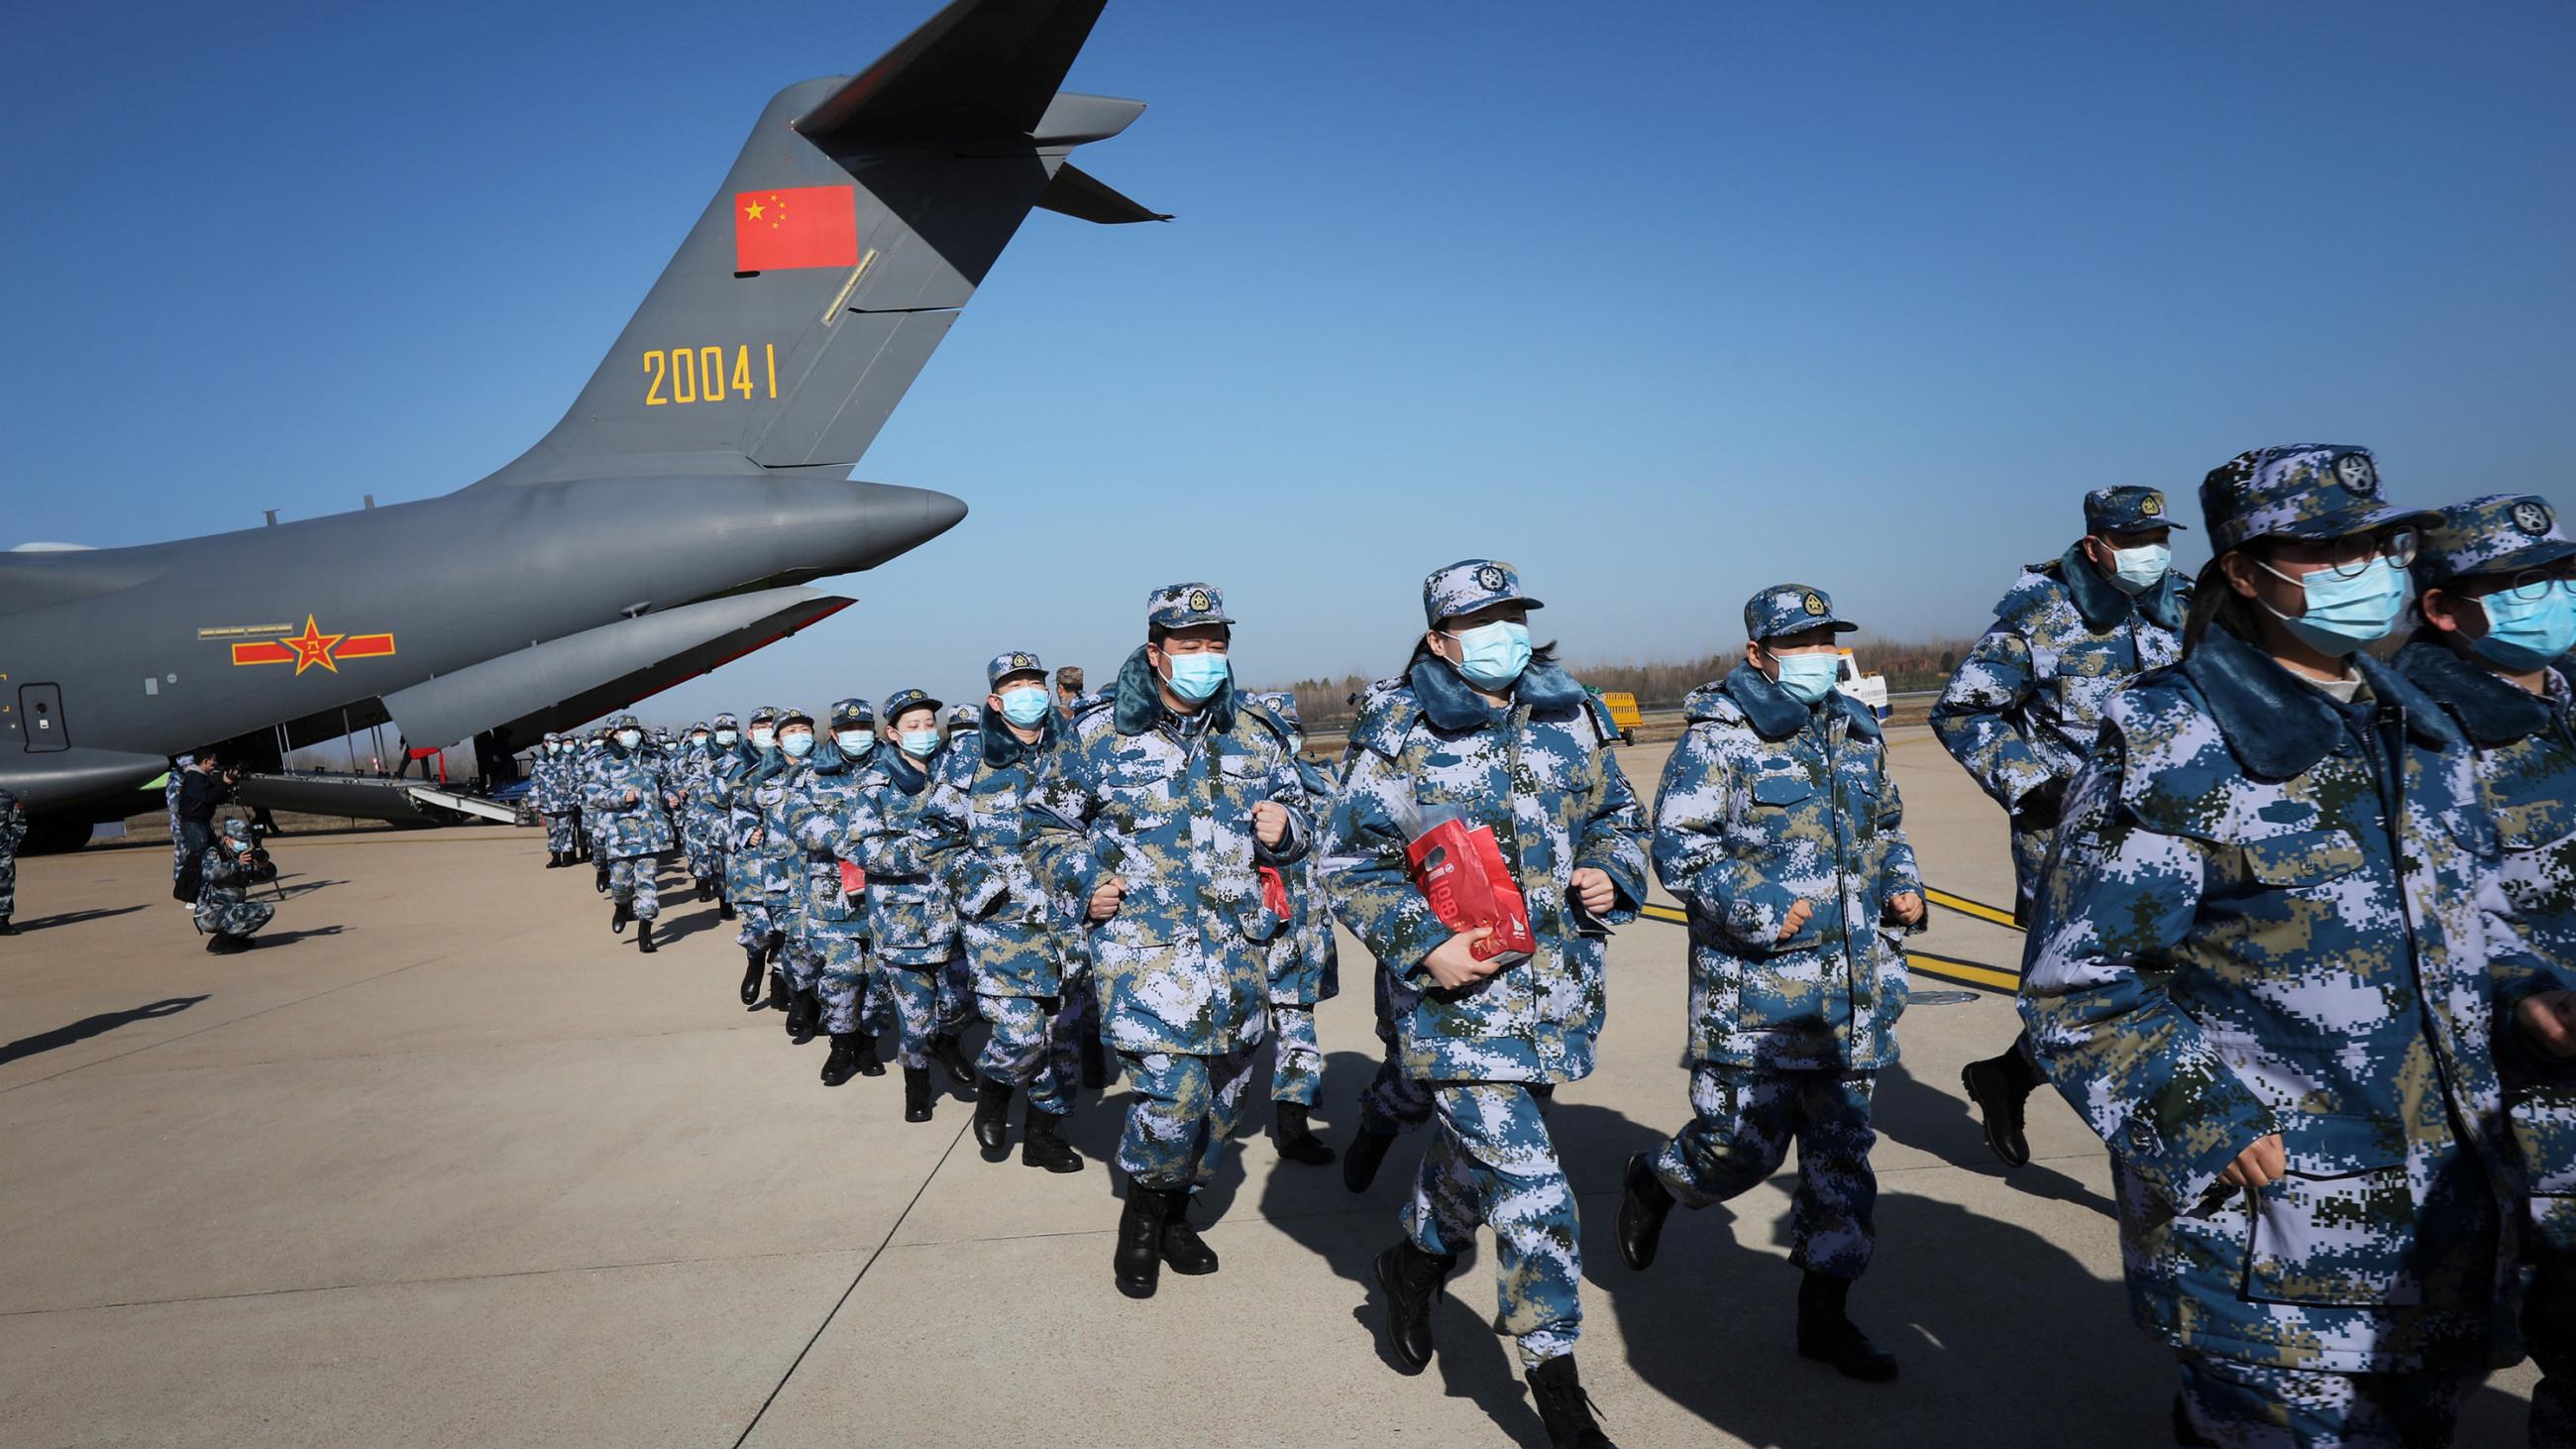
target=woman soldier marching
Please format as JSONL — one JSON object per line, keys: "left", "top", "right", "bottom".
{"left": 2020, "top": 447, "right": 2576, "bottom": 1446}
{"left": 1325, "top": 558, "right": 1647, "bottom": 1449}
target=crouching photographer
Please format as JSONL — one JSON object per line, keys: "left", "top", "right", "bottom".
{"left": 196, "top": 819, "right": 278, "bottom": 954}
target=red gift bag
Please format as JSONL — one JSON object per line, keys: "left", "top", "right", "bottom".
{"left": 837, "top": 860, "right": 867, "bottom": 897}
{"left": 1404, "top": 816, "right": 1536, "bottom": 962}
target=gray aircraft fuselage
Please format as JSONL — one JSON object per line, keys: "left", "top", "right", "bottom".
{"left": 0, "top": 0, "right": 1155, "bottom": 829}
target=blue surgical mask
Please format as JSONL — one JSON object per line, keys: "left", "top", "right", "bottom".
{"left": 749, "top": 726, "right": 776, "bottom": 750}
{"left": 901, "top": 727, "right": 941, "bottom": 758}
{"left": 1445, "top": 620, "right": 1533, "bottom": 691}
{"left": 998, "top": 686, "right": 1051, "bottom": 727}
{"left": 2474, "top": 586, "right": 2576, "bottom": 672}
{"left": 835, "top": 729, "right": 874, "bottom": 755}
{"left": 690, "top": 735, "right": 708, "bottom": 748}
{"left": 714, "top": 729, "right": 738, "bottom": 746}
{"left": 2258, "top": 556, "right": 2409, "bottom": 657}
{"left": 614, "top": 729, "right": 642, "bottom": 749}
{"left": 1164, "top": 652, "right": 1230, "bottom": 703}
{"left": 2107, "top": 543, "right": 2171, "bottom": 595}
{"left": 779, "top": 730, "right": 814, "bottom": 759}
{"left": 1769, "top": 650, "right": 1841, "bottom": 706}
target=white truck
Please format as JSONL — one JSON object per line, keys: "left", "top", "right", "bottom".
{"left": 1835, "top": 648, "right": 1889, "bottom": 721}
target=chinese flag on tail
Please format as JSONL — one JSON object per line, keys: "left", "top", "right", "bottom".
{"left": 733, "top": 185, "right": 860, "bottom": 272}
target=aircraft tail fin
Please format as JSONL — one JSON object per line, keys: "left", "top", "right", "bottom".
{"left": 485, "top": 0, "right": 1138, "bottom": 484}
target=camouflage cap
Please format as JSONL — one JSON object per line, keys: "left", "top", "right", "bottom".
{"left": 2415, "top": 493, "right": 2576, "bottom": 586}
{"left": 609, "top": 713, "right": 642, "bottom": 730}
{"left": 1744, "top": 583, "right": 1859, "bottom": 642}
{"left": 947, "top": 703, "right": 982, "bottom": 727}
{"left": 542, "top": 731, "right": 561, "bottom": 743}
{"left": 2085, "top": 486, "right": 2187, "bottom": 534}
{"left": 988, "top": 649, "right": 1046, "bottom": 690}
{"left": 745, "top": 705, "right": 778, "bottom": 726}
{"left": 1250, "top": 689, "right": 1304, "bottom": 733}
{"left": 827, "top": 698, "right": 873, "bottom": 731}
{"left": 220, "top": 818, "right": 253, "bottom": 841}
{"left": 711, "top": 712, "right": 740, "bottom": 729}
{"left": 688, "top": 721, "right": 709, "bottom": 734}
{"left": 774, "top": 704, "right": 814, "bottom": 727}
{"left": 1147, "top": 582, "right": 1233, "bottom": 630}
{"left": 1423, "top": 558, "right": 1545, "bottom": 626}
{"left": 2200, "top": 444, "right": 2436, "bottom": 552}
{"left": 882, "top": 688, "right": 942, "bottom": 724}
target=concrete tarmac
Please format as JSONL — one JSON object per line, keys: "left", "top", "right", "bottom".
{"left": 0, "top": 725, "right": 2541, "bottom": 1446}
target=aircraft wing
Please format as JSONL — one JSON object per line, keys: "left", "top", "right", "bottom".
{"left": 380, "top": 587, "right": 854, "bottom": 749}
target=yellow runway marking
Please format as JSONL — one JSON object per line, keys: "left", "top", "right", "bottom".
{"left": 1926, "top": 887, "right": 2021, "bottom": 931}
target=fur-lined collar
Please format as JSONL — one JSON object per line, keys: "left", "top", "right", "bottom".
{"left": 1114, "top": 644, "right": 1235, "bottom": 736}
{"left": 1408, "top": 654, "right": 1586, "bottom": 732}
{"left": 1714, "top": 660, "right": 1880, "bottom": 742}
{"left": 2184, "top": 625, "right": 2460, "bottom": 779}
{"left": 2393, "top": 634, "right": 2551, "bottom": 748}
{"left": 2056, "top": 544, "right": 2188, "bottom": 633}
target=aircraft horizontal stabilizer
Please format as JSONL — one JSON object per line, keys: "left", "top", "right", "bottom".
{"left": 795, "top": 0, "right": 1109, "bottom": 144}
{"left": 1036, "top": 163, "right": 1170, "bottom": 224}
{"left": 380, "top": 588, "right": 853, "bottom": 747}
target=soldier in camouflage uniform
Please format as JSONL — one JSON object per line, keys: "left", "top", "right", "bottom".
{"left": 763, "top": 707, "right": 830, "bottom": 1044}
{"left": 841, "top": 688, "right": 976, "bottom": 1122}
{"left": 663, "top": 722, "right": 710, "bottom": 891}
{"left": 1323, "top": 560, "right": 1645, "bottom": 1447}
{"left": 195, "top": 818, "right": 277, "bottom": 952}
{"left": 582, "top": 731, "right": 616, "bottom": 891}
{"left": 690, "top": 716, "right": 740, "bottom": 931}
{"left": 2396, "top": 494, "right": 2576, "bottom": 1449}
{"left": 1025, "top": 583, "right": 1311, "bottom": 1301}
{"left": 1614, "top": 584, "right": 1925, "bottom": 1385}
{"left": 0, "top": 783, "right": 26, "bottom": 933}
{"left": 584, "top": 714, "right": 673, "bottom": 954}
{"left": 1338, "top": 674, "right": 1440, "bottom": 1196}
{"left": 532, "top": 733, "right": 582, "bottom": 867}
{"left": 1934, "top": 486, "right": 2193, "bottom": 1170}
{"left": 724, "top": 708, "right": 791, "bottom": 1005}
{"left": 1248, "top": 691, "right": 1342, "bottom": 1167}
{"left": 2020, "top": 446, "right": 2576, "bottom": 1447}
{"left": 922, "top": 652, "right": 1086, "bottom": 1170}
{"left": 789, "top": 700, "right": 883, "bottom": 1082}
{"left": 165, "top": 753, "right": 193, "bottom": 888}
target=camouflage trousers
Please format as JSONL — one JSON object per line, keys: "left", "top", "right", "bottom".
{"left": 2173, "top": 1353, "right": 2475, "bottom": 1449}
{"left": 977, "top": 993, "right": 1079, "bottom": 1117}
{"left": 607, "top": 855, "right": 661, "bottom": 920}
{"left": 871, "top": 958, "right": 957, "bottom": 1071}
{"left": 1118, "top": 1045, "right": 1260, "bottom": 1192}
{"left": 1408, "top": 1082, "right": 1581, "bottom": 1369}
{"left": 812, "top": 928, "right": 870, "bottom": 1036}
{"left": 782, "top": 926, "right": 824, "bottom": 994}
{"left": 935, "top": 955, "right": 977, "bottom": 1038}
{"left": 1357, "top": 966, "right": 1434, "bottom": 1134}
{"left": 168, "top": 813, "right": 187, "bottom": 880}
{"left": 543, "top": 813, "right": 576, "bottom": 854}
{"left": 0, "top": 848, "right": 15, "bottom": 918}
{"left": 734, "top": 898, "right": 775, "bottom": 951}
{"left": 691, "top": 838, "right": 724, "bottom": 884}
{"left": 1651, "top": 1065, "right": 1878, "bottom": 1280}
{"left": 197, "top": 899, "right": 275, "bottom": 938}
{"left": 1268, "top": 1002, "right": 1324, "bottom": 1106}
{"left": 2008, "top": 821, "right": 2054, "bottom": 925}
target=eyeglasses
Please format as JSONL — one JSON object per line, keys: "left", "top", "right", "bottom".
{"left": 2482, "top": 568, "right": 2576, "bottom": 602}
{"left": 2308, "top": 527, "right": 2418, "bottom": 579}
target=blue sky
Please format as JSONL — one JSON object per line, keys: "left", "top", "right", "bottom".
{"left": 5, "top": 1, "right": 2572, "bottom": 724}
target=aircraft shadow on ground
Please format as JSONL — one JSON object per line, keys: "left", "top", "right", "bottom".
{"left": 1872, "top": 1059, "right": 2117, "bottom": 1218}
{"left": 0, "top": 995, "right": 209, "bottom": 1066}
{"left": 9, "top": 904, "right": 149, "bottom": 932}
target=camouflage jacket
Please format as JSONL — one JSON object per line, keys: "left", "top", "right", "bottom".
{"left": 1325, "top": 656, "right": 1648, "bottom": 1085}
{"left": 2020, "top": 625, "right": 2569, "bottom": 1373}
{"left": 782, "top": 747, "right": 868, "bottom": 930}
{"left": 194, "top": 842, "right": 275, "bottom": 932}
{"left": 2395, "top": 638, "right": 2576, "bottom": 1220}
{"left": 582, "top": 745, "right": 672, "bottom": 856}
{"left": 1932, "top": 547, "right": 2188, "bottom": 815}
{"left": 528, "top": 753, "right": 576, "bottom": 815}
{"left": 724, "top": 753, "right": 796, "bottom": 882}
{"left": 1653, "top": 664, "right": 1921, "bottom": 1071}
{"left": 1268, "top": 756, "right": 1341, "bottom": 1005}
{"left": 750, "top": 760, "right": 805, "bottom": 897}
{"left": 845, "top": 747, "right": 960, "bottom": 965}
{"left": 920, "top": 723, "right": 1078, "bottom": 997}
{"left": 1025, "top": 648, "right": 1309, "bottom": 1056}
{"left": 0, "top": 787, "right": 25, "bottom": 851}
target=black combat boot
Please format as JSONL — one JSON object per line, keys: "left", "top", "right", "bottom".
{"left": 1343, "top": 1124, "right": 1398, "bottom": 1195}
{"left": 819, "top": 1033, "right": 861, "bottom": 1087}
{"left": 973, "top": 1078, "right": 1015, "bottom": 1159}
{"left": 594, "top": 866, "right": 610, "bottom": 894}
{"left": 852, "top": 1031, "right": 885, "bottom": 1077}
{"left": 1271, "top": 1102, "right": 1336, "bottom": 1166}
{"left": 717, "top": 899, "right": 735, "bottom": 922}
{"left": 1374, "top": 1240, "right": 1457, "bottom": 1374}
{"left": 1525, "top": 1354, "right": 1615, "bottom": 1447}
{"left": 1960, "top": 1048, "right": 2039, "bottom": 1170}
{"left": 1020, "top": 1107, "right": 1083, "bottom": 1173}
{"left": 202, "top": 932, "right": 226, "bottom": 954}
{"left": 636, "top": 920, "right": 657, "bottom": 954}
{"left": 762, "top": 930, "right": 785, "bottom": 965}
{"left": 610, "top": 901, "right": 632, "bottom": 935}
{"left": 766, "top": 968, "right": 792, "bottom": 1013}
{"left": 1114, "top": 1180, "right": 1169, "bottom": 1299}
{"left": 786, "top": 990, "right": 818, "bottom": 1045}
{"left": 1616, "top": 1152, "right": 1676, "bottom": 1271}
{"left": 902, "top": 1066, "right": 934, "bottom": 1123}
{"left": 1157, "top": 1188, "right": 1219, "bottom": 1277}
{"left": 544, "top": 851, "right": 561, "bottom": 869}
{"left": 929, "top": 1032, "right": 979, "bottom": 1092}
{"left": 1795, "top": 1271, "right": 1898, "bottom": 1382}
{"left": 0, "top": 916, "right": 15, "bottom": 936}
{"left": 738, "top": 952, "right": 765, "bottom": 1007}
